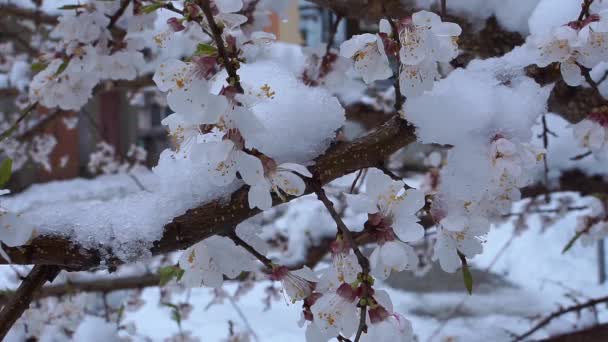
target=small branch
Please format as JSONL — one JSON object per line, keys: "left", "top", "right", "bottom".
{"left": 0, "top": 102, "right": 38, "bottom": 143}
{"left": 311, "top": 181, "right": 369, "bottom": 273}
{"left": 387, "top": 18, "right": 405, "bottom": 111}
{"left": 107, "top": 0, "right": 131, "bottom": 30}
{"left": 503, "top": 206, "right": 588, "bottom": 217}
{"left": 198, "top": 0, "right": 244, "bottom": 93}
{"left": 228, "top": 233, "right": 274, "bottom": 268}
{"left": 577, "top": 0, "right": 595, "bottom": 21}
{"left": 311, "top": 180, "right": 370, "bottom": 342}
{"left": 0, "top": 265, "right": 60, "bottom": 340}
{"left": 513, "top": 295, "right": 608, "bottom": 342}
{"left": 440, "top": 0, "right": 447, "bottom": 18}
{"left": 353, "top": 304, "right": 368, "bottom": 342}
{"left": 571, "top": 150, "right": 593, "bottom": 161}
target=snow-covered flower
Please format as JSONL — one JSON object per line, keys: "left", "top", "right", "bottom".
{"left": 340, "top": 30, "right": 392, "bottom": 84}
{"left": 270, "top": 266, "right": 318, "bottom": 303}
{"left": 247, "top": 159, "right": 312, "bottom": 210}
{"left": 178, "top": 236, "right": 258, "bottom": 288}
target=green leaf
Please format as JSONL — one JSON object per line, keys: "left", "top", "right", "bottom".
{"left": 195, "top": 43, "right": 218, "bottom": 56}
{"left": 0, "top": 159, "right": 12, "bottom": 188}
{"left": 458, "top": 252, "right": 473, "bottom": 295}
{"left": 58, "top": 4, "right": 86, "bottom": 10}
{"left": 31, "top": 63, "right": 47, "bottom": 73}
{"left": 158, "top": 265, "right": 184, "bottom": 286}
{"left": 462, "top": 264, "right": 473, "bottom": 295}
{"left": 142, "top": 3, "right": 164, "bottom": 14}
{"left": 55, "top": 59, "right": 70, "bottom": 76}
{"left": 562, "top": 230, "right": 586, "bottom": 254}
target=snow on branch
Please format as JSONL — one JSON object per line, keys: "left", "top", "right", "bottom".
{"left": 0, "top": 116, "right": 416, "bottom": 270}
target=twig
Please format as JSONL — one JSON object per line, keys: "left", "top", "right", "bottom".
{"left": 503, "top": 206, "right": 588, "bottom": 217}
{"left": 0, "top": 102, "right": 38, "bottom": 143}
{"left": 440, "top": 0, "right": 447, "bottom": 18}
{"left": 577, "top": 0, "right": 595, "bottom": 21}
{"left": 387, "top": 18, "right": 406, "bottom": 111}
{"left": 107, "top": 0, "right": 131, "bottom": 30}
{"left": 0, "top": 265, "right": 60, "bottom": 340}
{"left": 228, "top": 232, "right": 274, "bottom": 268}
{"left": 228, "top": 295, "right": 259, "bottom": 342}
{"left": 541, "top": 115, "right": 551, "bottom": 203}
{"left": 571, "top": 150, "right": 593, "bottom": 161}
{"left": 198, "top": 0, "right": 244, "bottom": 93}
{"left": 513, "top": 295, "right": 608, "bottom": 342}
{"left": 350, "top": 169, "right": 364, "bottom": 194}
{"left": 310, "top": 180, "right": 370, "bottom": 342}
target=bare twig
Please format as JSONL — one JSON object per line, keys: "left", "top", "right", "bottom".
{"left": 0, "top": 102, "right": 38, "bottom": 143}
{"left": 198, "top": 0, "right": 244, "bottom": 93}
{"left": 0, "top": 265, "right": 60, "bottom": 340}
{"left": 577, "top": 0, "right": 595, "bottom": 21}
{"left": 310, "top": 180, "right": 370, "bottom": 342}
{"left": 513, "top": 295, "right": 608, "bottom": 342}
{"left": 228, "top": 233, "right": 274, "bottom": 268}
{"left": 107, "top": 0, "right": 131, "bottom": 30}
{"left": 387, "top": 18, "right": 406, "bottom": 111}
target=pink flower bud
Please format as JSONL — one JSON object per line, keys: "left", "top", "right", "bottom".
{"left": 167, "top": 17, "right": 185, "bottom": 32}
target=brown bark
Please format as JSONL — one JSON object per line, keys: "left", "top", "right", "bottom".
{"left": 0, "top": 116, "right": 417, "bottom": 270}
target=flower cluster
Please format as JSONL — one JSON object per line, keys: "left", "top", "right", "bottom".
{"left": 29, "top": 1, "right": 155, "bottom": 110}
{"left": 531, "top": 10, "right": 608, "bottom": 86}
{"left": 340, "top": 11, "right": 461, "bottom": 97}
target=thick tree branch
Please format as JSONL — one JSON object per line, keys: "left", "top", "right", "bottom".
{"left": 0, "top": 265, "right": 60, "bottom": 340}
{"left": 0, "top": 116, "right": 416, "bottom": 269}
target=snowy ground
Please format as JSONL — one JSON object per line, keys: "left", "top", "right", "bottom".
{"left": 118, "top": 193, "right": 608, "bottom": 342}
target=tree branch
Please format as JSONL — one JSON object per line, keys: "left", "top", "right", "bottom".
{"left": 0, "top": 116, "right": 416, "bottom": 270}
{"left": 514, "top": 295, "right": 608, "bottom": 342}
{"left": 0, "top": 265, "right": 60, "bottom": 340}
